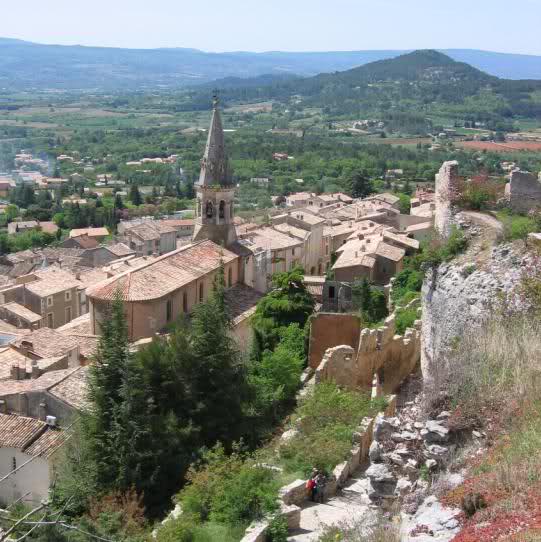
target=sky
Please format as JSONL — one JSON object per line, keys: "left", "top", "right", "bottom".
{"left": 1, "top": 0, "right": 541, "bottom": 55}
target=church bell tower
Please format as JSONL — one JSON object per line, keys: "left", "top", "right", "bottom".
{"left": 192, "top": 94, "right": 237, "bottom": 247}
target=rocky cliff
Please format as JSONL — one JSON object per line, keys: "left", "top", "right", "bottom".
{"left": 421, "top": 238, "right": 526, "bottom": 391}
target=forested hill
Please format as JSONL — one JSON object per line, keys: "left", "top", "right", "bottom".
{"left": 1, "top": 37, "right": 541, "bottom": 89}
{"left": 201, "top": 50, "right": 541, "bottom": 124}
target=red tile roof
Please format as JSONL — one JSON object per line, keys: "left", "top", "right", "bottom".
{"left": 0, "top": 413, "right": 45, "bottom": 449}
{"left": 87, "top": 240, "right": 238, "bottom": 302}
{"left": 0, "top": 413, "right": 67, "bottom": 458}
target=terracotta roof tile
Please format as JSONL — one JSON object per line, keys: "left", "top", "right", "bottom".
{"left": 48, "top": 366, "right": 89, "bottom": 411}
{"left": 87, "top": 240, "right": 238, "bottom": 302}
{"left": 69, "top": 227, "right": 109, "bottom": 238}
{"left": 223, "top": 284, "right": 263, "bottom": 325}
{"left": 23, "top": 267, "right": 82, "bottom": 297}
{"left": 12, "top": 328, "right": 79, "bottom": 359}
{"left": 25, "top": 426, "right": 68, "bottom": 458}
{"left": 1, "top": 302, "right": 42, "bottom": 324}
{"left": 0, "top": 413, "right": 46, "bottom": 449}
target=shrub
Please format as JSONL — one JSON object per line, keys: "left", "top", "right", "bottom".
{"left": 391, "top": 268, "right": 423, "bottom": 306}
{"left": 267, "top": 515, "right": 289, "bottom": 542}
{"left": 500, "top": 213, "right": 538, "bottom": 241}
{"left": 179, "top": 445, "right": 279, "bottom": 529}
{"left": 395, "top": 305, "right": 418, "bottom": 335}
{"left": 280, "top": 382, "right": 383, "bottom": 476}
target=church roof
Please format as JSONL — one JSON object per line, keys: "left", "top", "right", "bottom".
{"left": 197, "top": 97, "right": 233, "bottom": 188}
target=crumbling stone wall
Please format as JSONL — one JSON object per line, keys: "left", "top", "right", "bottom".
{"left": 505, "top": 170, "right": 541, "bottom": 214}
{"left": 310, "top": 313, "right": 421, "bottom": 393}
{"left": 308, "top": 313, "right": 361, "bottom": 369}
{"left": 435, "top": 161, "right": 460, "bottom": 239}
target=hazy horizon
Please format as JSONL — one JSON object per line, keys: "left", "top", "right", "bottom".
{"left": 1, "top": 0, "right": 541, "bottom": 56}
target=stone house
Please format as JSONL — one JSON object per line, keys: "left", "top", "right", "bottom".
{"left": 271, "top": 211, "right": 328, "bottom": 275}
{"left": 7, "top": 221, "right": 39, "bottom": 235}
{"left": 121, "top": 221, "right": 177, "bottom": 256}
{"left": 332, "top": 227, "right": 408, "bottom": 285}
{"left": 0, "top": 268, "right": 84, "bottom": 329}
{"left": 0, "top": 413, "right": 67, "bottom": 506}
{"left": 69, "top": 227, "right": 109, "bottom": 242}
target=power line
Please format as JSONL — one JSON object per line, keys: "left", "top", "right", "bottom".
{"left": 0, "top": 502, "right": 46, "bottom": 542}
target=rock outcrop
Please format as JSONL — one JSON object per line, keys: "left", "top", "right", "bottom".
{"left": 421, "top": 242, "right": 526, "bottom": 390}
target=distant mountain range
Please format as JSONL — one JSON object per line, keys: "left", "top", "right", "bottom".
{"left": 0, "top": 38, "right": 541, "bottom": 90}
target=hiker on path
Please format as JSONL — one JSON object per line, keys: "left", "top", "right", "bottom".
{"left": 315, "top": 472, "right": 327, "bottom": 503}
{"left": 307, "top": 469, "right": 318, "bottom": 501}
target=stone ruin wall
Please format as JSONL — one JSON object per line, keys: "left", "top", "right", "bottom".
{"left": 506, "top": 170, "right": 541, "bottom": 214}
{"left": 434, "top": 160, "right": 460, "bottom": 239}
{"left": 308, "top": 312, "right": 361, "bottom": 369}
{"left": 312, "top": 313, "right": 422, "bottom": 396}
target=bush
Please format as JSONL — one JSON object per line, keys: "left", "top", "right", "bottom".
{"left": 498, "top": 210, "right": 538, "bottom": 241}
{"left": 267, "top": 515, "right": 289, "bottom": 542}
{"left": 280, "top": 382, "right": 384, "bottom": 476}
{"left": 179, "top": 445, "right": 279, "bottom": 529}
{"left": 391, "top": 268, "right": 423, "bottom": 306}
{"left": 395, "top": 305, "right": 419, "bottom": 335}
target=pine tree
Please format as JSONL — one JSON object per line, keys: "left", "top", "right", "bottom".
{"left": 129, "top": 184, "right": 143, "bottom": 206}
{"left": 189, "top": 267, "right": 246, "bottom": 445}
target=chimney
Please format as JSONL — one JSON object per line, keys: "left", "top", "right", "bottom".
{"left": 0, "top": 400, "right": 6, "bottom": 414}
{"left": 10, "top": 364, "right": 20, "bottom": 381}
{"left": 18, "top": 393, "right": 28, "bottom": 416}
{"left": 31, "top": 360, "right": 40, "bottom": 379}
{"left": 39, "top": 402, "right": 47, "bottom": 421}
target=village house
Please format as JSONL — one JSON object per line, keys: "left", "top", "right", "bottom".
{"left": 331, "top": 222, "right": 417, "bottom": 284}
{"left": 0, "top": 267, "right": 84, "bottom": 329}
{"left": 270, "top": 210, "right": 328, "bottom": 275}
{"left": 7, "top": 221, "right": 39, "bottom": 235}
{"left": 69, "top": 227, "right": 109, "bottom": 242}
{"left": 0, "top": 412, "right": 67, "bottom": 506}
{"left": 121, "top": 221, "right": 178, "bottom": 256}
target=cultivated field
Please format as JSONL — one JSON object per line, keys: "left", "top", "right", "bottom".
{"left": 457, "top": 140, "right": 541, "bottom": 152}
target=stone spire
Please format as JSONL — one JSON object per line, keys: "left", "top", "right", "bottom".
{"left": 197, "top": 94, "right": 232, "bottom": 187}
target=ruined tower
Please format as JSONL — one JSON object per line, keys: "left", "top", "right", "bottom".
{"left": 434, "top": 160, "right": 460, "bottom": 239}
{"left": 192, "top": 95, "right": 238, "bottom": 247}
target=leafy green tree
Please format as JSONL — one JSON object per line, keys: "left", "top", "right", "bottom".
{"left": 349, "top": 171, "right": 373, "bottom": 199}
{"left": 251, "top": 267, "right": 315, "bottom": 354}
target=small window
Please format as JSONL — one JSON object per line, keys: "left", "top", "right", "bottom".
{"left": 12, "top": 457, "right": 16, "bottom": 471}
{"left": 65, "top": 290, "right": 71, "bottom": 302}
{"left": 199, "top": 283, "right": 204, "bottom": 302}
{"left": 292, "top": 248, "right": 295, "bottom": 256}
{"left": 47, "top": 296, "right": 53, "bottom": 307}
{"left": 183, "top": 292, "right": 188, "bottom": 313}
{"left": 47, "top": 313, "right": 54, "bottom": 328}
{"left": 166, "top": 299, "right": 173, "bottom": 322}
{"left": 329, "top": 286, "right": 336, "bottom": 299}
{"left": 65, "top": 307, "right": 72, "bottom": 323}
{"left": 228, "top": 268, "right": 232, "bottom": 288}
